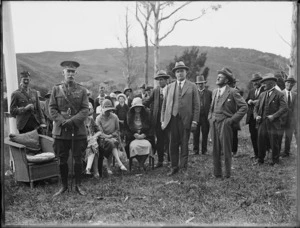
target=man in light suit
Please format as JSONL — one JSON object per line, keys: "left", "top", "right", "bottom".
{"left": 254, "top": 73, "right": 288, "bottom": 166}
{"left": 208, "top": 67, "right": 247, "bottom": 178}
{"left": 279, "top": 77, "right": 297, "bottom": 157}
{"left": 245, "top": 73, "right": 265, "bottom": 159}
{"left": 193, "top": 75, "right": 212, "bottom": 155}
{"left": 143, "top": 70, "right": 170, "bottom": 168}
{"left": 161, "top": 61, "right": 200, "bottom": 176}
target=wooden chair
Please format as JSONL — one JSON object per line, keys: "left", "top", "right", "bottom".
{"left": 128, "top": 146, "right": 155, "bottom": 172}
{"left": 4, "top": 135, "right": 59, "bottom": 188}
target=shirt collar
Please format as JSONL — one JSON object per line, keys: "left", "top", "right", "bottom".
{"left": 177, "top": 80, "right": 186, "bottom": 86}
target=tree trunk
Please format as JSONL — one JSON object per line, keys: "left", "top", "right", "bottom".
{"left": 144, "top": 30, "right": 149, "bottom": 86}
{"left": 290, "top": 2, "right": 297, "bottom": 79}
{"left": 153, "top": 7, "right": 160, "bottom": 87}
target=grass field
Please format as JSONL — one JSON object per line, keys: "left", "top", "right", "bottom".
{"left": 3, "top": 122, "right": 298, "bottom": 226}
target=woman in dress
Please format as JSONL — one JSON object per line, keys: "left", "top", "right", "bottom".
{"left": 126, "top": 97, "right": 154, "bottom": 170}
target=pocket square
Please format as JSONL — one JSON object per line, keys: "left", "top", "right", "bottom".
{"left": 227, "top": 99, "right": 231, "bottom": 102}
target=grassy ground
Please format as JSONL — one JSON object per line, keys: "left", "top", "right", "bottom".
{"left": 3, "top": 123, "right": 298, "bottom": 226}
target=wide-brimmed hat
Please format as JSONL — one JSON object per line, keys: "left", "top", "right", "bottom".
{"left": 260, "top": 73, "right": 278, "bottom": 83}
{"left": 114, "top": 90, "right": 122, "bottom": 95}
{"left": 20, "top": 71, "right": 31, "bottom": 78}
{"left": 117, "top": 93, "right": 126, "bottom": 101}
{"left": 155, "top": 70, "right": 170, "bottom": 80}
{"left": 195, "top": 75, "right": 206, "bottom": 84}
{"left": 109, "top": 92, "right": 117, "bottom": 99}
{"left": 217, "top": 67, "right": 234, "bottom": 82}
{"left": 251, "top": 73, "right": 263, "bottom": 82}
{"left": 60, "top": 61, "right": 80, "bottom": 69}
{"left": 285, "top": 77, "right": 297, "bottom": 83}
{"left": 44, "top": 90, "right": 52, "bottom": 99}
{"left": 124, "top": 87, "right": 132, "bottom": 94}
{"left": 102, "top": 99, "right": 115, "bottom": 112}
{"left": 172, "top": 61, "right": 189, "bottom": 73}
{"left": 130, "top": 97, "right": 144, "bottom": 110}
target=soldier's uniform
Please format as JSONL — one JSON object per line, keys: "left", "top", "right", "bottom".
{"left": 49, "top": 61, "right": 89, "bottom": 196}
{"left": 10, "top": 71, "right": 45, "bottom": 133}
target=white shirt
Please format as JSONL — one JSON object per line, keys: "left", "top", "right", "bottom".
{"left": 284, "top": 89, "right": 292, "bottom": 102}
{"left": 218, "top": 86, "right": 226, "bottom": 97}
{"left": 177, "top": 80, "right": 186, "bottom": 89}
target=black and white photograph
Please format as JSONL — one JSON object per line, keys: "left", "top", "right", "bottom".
{"left": 2, "top": 0, "right": 298, "bottom": 226}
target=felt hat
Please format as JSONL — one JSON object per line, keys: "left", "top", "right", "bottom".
{"left": 217, "top": 67, "right": 234, "bottom": 82}
{"left": 102, "top": 99, "right": 115, "bottom": 112}
{"left": 285, "top": 77, "right": 297, "bottom": 83}
{"left": 195, "top": 75, "right": 206, "bottom": 84}
{"left": 114, "top": 90, "right": 122, "bottom": 95}
{"left": 123, "top": 87, "right": 132, "bottom": 94}
{"left": 155, "top": 70, "right": 170, "bottom": 80}
{"left": 251, "top": 73, "right": 263, "bottom": 82}
{"left": 145, "top": 86, "right": 153, "bottom": 91}
{"left": 44, "top": 90, "right": 52, "bottom": 99}
{"left": 60, "top": 61, "right": 80, "bottom": 69}
{"left": 130, "top": 97, "right": 144, "bottom": 110}
{"left": 117, "top": 93, "right": 126, "bottom": 101}
{"left": 20, "top": 71, "right": 31, "bottom": 78}
{"left": 172, "top": 61, "right": 189, "bottom": 73}
{"left": 139, "top": 84, "right": 146, "bottom": 89}
{"left": 260, "top": 73, "right": 278, "bottom": 83}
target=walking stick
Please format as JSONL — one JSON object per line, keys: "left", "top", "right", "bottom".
{"left": 70, "top": 126, "right": 75, "bottom": 191}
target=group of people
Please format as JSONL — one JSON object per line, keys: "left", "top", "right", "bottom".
{"left": 10, "top": 59, "right": 297, "bottom": 197}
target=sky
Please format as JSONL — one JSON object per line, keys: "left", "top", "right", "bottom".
{"left": 8, "top": 1, "right": 293, "bottom": 58}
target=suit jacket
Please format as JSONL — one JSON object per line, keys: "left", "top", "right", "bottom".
{"left": 198, "top": 88, "right": 212, "bottom": 119}
{"left": 253, "top": 88, "right": 288, "bottom": 129}
{"left": 49, "top": 82, "right": 89, "bottom": 139}
{"left": 161, "top": 80, "right": 200, "bottom": 130}
{"left": 281, "top": 89, "right": 297, "bottom": 128}
{"left": 245, "top": 86, "right": 265, "bottom": 124}
{"left": 208, "top": 85, "right": 248, "bottom": 130}
{"left": 10, "top": 87, "right": 45, "bottom": 131}
{"left": 143, "top": 86, "right": 163, "bottom": 129}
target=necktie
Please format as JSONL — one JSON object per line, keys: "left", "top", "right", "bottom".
{"left": 255, "top": 89, "right": 258, "bottom": 97}
{"left": 179, "top": 82, "right": 182, "bottom": 96}
{"left": 288, "top": 91, "right": 291, "bottom": 107}
{"left": 217, "top": 89, "right": 221, "bottom": 98}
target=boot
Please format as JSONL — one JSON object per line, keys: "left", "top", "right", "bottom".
{"left": 74, "top": 163, "right": 86, "bottom": 196}
{"left": 53, "top": 164, "right": 68, "bottom": 197}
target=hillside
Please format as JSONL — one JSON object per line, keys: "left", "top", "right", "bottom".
{"left": 4, "top": 46, "right": 289, "bottom": 98}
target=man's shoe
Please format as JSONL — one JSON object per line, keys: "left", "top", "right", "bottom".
{"left": 155, "top": 162, "right": 163, "bottom": 168}
{"left": 167, "top": 168, "right": 179, "bottom": 176}
{"left": 281, "top": 153, "right": 289, "bottom": 158}
{"left": 52, "top": 186, "right": 68, "bottom": 198}
{"left": 75, "top": 186, "right": 86, "bottom": 196}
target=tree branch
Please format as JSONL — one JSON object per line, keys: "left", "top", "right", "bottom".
{"left": 158, "top": 1, "right": 191, "bottom": 23}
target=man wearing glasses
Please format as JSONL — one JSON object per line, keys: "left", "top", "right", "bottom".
{"left": 49, "top": 61, "right": 89, "bottom": 197}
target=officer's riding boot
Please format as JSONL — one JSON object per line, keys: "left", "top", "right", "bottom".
{"left": 74, "top": 163, "right": 86, "bottom": 196}
{"left": 53, "top": 164, "right": 69, "bottom": 197}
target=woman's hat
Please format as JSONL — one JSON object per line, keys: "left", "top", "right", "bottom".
{"left": 155, "top": 70, "right": 170, "bottom": 80}
{"left": 114, "top": 90, "right": 122, "bottom": 95}
{"left": 172, "top": 61, "right": 189, "bottom": 73}
{"left": 102, "top": 99, "right": 115, "bottom": 112}
{"left": 117, "top": 93, "right": 126, "bottom": 101}
{"left": 217, "top": 67, "right": 234, "bottom": 82}
{"left": 195, "top": 75, "right": 206, "bottom": 84}
{"left": 251, "top": 73, "right": 263, "bottom": 82}
{"left": 124, "top": 87, "right": 132, "bottom": 94}
{"left": 110, "top": 92, "right": 117, "bottom": 99}
{"left": 130, "top": 97, "right": 144, "bottom": 110}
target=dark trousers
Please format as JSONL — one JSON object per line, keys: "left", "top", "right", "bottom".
{"left": 155, "top": 123, "right": 168, "bottom": 163}
{"left": 53, "top": 138, "right": 87, "bottom": 186}
{"left": 248, "top": 119, "right": 258, "bottom": 157}
{"left": 257, "top": 119, "right": 280, "bottom": 164}
{"left": 279, "top": 125, "right": 298, "bottom": 155}
{"left": 232, "top": 129, "right": 238, "bottom": 153}
{"left": 168, "top": 115, "right": 191, "bottom": 169}
{"left": 193, "top": 116, "right": 209, "bottom": 153}
{"left": 210, "top": 118, "right": 233, "bottom": 177}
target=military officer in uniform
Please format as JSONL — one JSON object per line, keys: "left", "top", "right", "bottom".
{"left": 10, "top": 71, "right": 46, "bottom": 133}
{"left": 49, "top": 61, "right": 89, "bottom": 197}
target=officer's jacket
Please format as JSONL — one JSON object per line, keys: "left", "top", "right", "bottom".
{"left": 10, "top": 87, "right": 45, "bottom": 130}
{"left": 49, "top": 82, "right": 89, "bottom": 139}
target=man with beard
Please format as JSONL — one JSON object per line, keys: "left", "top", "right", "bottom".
{"left": 49, "top": 61, "right": 89, "bottom": 197}
{"left": 10, "top": 71, "right": 46, "bottom": 133}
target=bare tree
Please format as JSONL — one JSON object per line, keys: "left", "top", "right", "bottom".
{"left": 289, "top": 2, "right": 297, "bottom": 78}
{"left": 136, "top": 2, "right": 153, "bottom": 86}
{"left": 146, "top": 1, "right": 221, "bottom": 82}
{"left": 117, "top": 6, "right": 139, "bottom": 88}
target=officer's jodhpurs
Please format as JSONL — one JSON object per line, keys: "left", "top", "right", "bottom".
{"left": 53, "top": 138, "right": 87, "bottom": 186}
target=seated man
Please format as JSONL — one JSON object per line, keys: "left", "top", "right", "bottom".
{"left": 126, "top": 97, "right": 154, "bottom": 170}
{"left": 95, "top": 99, "right": 127, "bottom": 174}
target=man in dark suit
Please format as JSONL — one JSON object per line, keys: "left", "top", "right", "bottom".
{"left": 161, "top": 61, "right": 200, "bottom": 176}
{"left": 143, "top": 70, "right": 170, "bottom": 167}
{"left": 193, "top": 75, "right": 212, "bottom": 155}
{"left": 208, "top": 67, "right": 247, "bottom": 178}
{"left": 279, "top": 77, "right": 297, "bottom": 157}
{"left": 10, "top": 71, "right": 46, "bottom": 133}
{"left": 245, "top": 73, "right": 265, "bottom": 159}
{"left": 254, "top": 73, "right": 288, "bottom": 166}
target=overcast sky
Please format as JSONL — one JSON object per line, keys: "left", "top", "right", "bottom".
{"left": 9, "top": 1, "right": 292, "bottom": 58}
